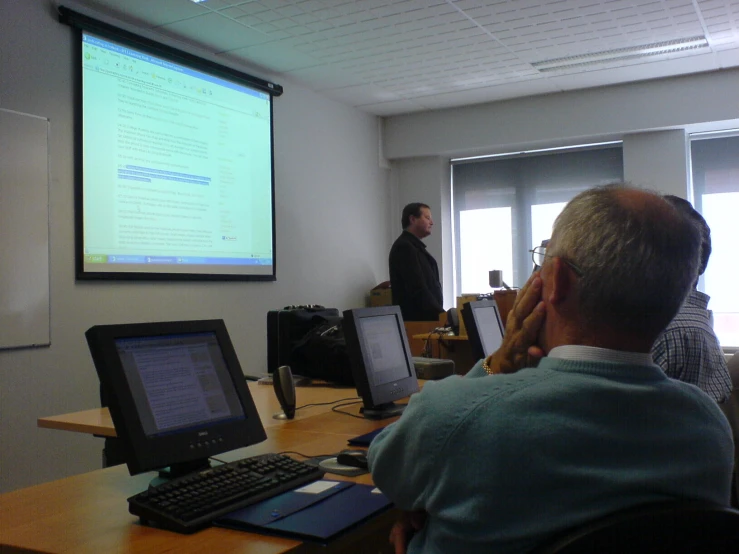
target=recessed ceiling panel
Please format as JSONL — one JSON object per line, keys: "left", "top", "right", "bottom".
{"left": 65, "top": 0, "right": 739, "bottom": 115}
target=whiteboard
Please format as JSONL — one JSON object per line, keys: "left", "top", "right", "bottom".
{"left": 0, "top": 109, "right": 50, "bottom": 349}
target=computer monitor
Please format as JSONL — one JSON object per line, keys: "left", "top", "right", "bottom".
{"left": 462, "top": 299, "right": 505, "bottom": 361}
{"left": 85, "top": 319, "right": 266, "bottom": 478}
{"left": 342, "top": 306, "right": 420, "bottom": 420}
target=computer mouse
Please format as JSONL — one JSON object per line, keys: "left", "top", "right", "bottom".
{"left": 336, "top": 450, "right": 369, "bottom": 469}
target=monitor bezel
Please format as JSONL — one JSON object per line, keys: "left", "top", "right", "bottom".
{"left": 85, "top": 319, "right": 266, "bottom": 476}
{"left": 342, "top": 306, "right": 419, "bottom": 415}
{"left": 462, "top": 299, "right": 505, "bottom": 360}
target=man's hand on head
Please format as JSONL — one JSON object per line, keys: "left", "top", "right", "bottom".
{"left": 485, "top": 272, "right": 546, "bottom": 374}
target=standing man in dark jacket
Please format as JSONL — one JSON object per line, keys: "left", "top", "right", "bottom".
{"left": 389, "top": 203, "right": 444, "bottom": 321}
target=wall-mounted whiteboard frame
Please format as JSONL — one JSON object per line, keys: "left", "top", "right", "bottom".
{"left": 0, "top": 108, "right": 51, "bottom": 349}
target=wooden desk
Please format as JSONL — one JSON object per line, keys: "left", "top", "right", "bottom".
{"left": 413, "top": 333, "right": 479, "bottom": 374}
{"left": 37, "top": 381, "right": 361, "bottom": 438}
{"left": 9, "top": 384, "right": 398, "bottom": 554}
{"left": 0, "top": 428, "right": 393, "bottom": 554}
{"left": 38, "top": 406, "right": 116, "bottom": 437}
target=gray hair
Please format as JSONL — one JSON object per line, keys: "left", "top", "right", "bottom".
{"left": 549, "top": 183, "right": 700, "bottom": 337}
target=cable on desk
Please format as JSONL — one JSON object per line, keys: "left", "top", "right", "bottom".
{"left": 438, "top": 334, "right": 453, "bottom": 352}
{"left": 423, "top": 326, "right": 452, "bottom": 358}
{"left": 210, "top": 451, "right": 336, "bottom": 466}
{"left": 278, "top": 450, "right": 336, "bottom": 459}
{"left": 295, "top": 397, "right": 360, "bottom": 411}
{"left": 331, "top": 400, "right": 365, "bottom": 419}
{"left": 423, "top": 333, "right": 432, "bottom": 358}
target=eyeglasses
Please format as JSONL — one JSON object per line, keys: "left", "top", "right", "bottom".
{"left": 529, "top": 246, "right": 584, "bottom": 277}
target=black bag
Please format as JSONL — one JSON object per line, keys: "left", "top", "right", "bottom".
{"left": 267, "top": 305, "right": 340, "bottom": 373}
{"left": 290, "top": 315, "right": 354, "bottom": 386}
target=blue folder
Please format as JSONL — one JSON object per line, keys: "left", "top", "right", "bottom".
{"left": 215, "top": 480, "right": 392, "bottom": 542}
{"left": 347, "top": 427, "right": 385, "bottom": 446}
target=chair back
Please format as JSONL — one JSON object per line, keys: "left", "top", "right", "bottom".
{"left": 720, "top": 354, "right": 739, "bottom": 506}
{"left": 532, "top": 500, "right": 739, "bottom": 554}
{"left": 727, "top": 354, "right": 739, "bottom": 389}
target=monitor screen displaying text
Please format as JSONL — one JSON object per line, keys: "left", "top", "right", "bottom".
{"left": 79, "top": 31, "right": 276, "bottom": 279}
{"left": 115, "top": 332, "right": 245, "bottom": 436}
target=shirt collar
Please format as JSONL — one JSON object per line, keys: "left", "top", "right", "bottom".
{"left": 403, "top": 230, "right": 427, "bottom": 249}
{"left": 548, "top": 345, "right": 653, "bottom": 366}
{"left": 685, "top": 289, "right": 709, "bottom": 309}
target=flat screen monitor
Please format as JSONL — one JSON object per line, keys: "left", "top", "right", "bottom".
{"left": 85, "top": 319, "right": 266, "bottom": 477}
{"left": 60, "top": 7, "right": 281, "bottom": 281}
{"left": 462, "top": 299, "right": 505, "bottom": 361}
{"left": 342, "top": 306, "right": 419, "bottom": 420}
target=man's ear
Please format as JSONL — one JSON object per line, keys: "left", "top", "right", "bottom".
{"left": 547, "top": 257, "right": 573, "bottom": 305}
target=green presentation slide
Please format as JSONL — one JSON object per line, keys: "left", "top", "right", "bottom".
{"left": 81, "top": 31, "right": 275, "bottom": 277}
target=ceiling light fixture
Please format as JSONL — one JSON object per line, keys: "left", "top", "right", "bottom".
{"left": 532, "top": 36, "right": 709, "bottom": 72}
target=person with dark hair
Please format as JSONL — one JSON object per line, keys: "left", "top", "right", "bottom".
{"left": 388, "top": 202, "right": 444, "bottom": 321}
{"left": 369, "top": 184, "right": 733, "bottom": 554}
{"left": 651, "top": 195, "right": 731, "bottom": 402}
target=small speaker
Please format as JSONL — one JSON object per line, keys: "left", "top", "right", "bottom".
{"left": 272, "top": 365, "right": 296, "bottom": 420}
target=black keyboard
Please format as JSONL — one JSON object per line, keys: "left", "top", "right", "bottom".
{"left": 128, "top": 453, "right": 324, "bottom": 534}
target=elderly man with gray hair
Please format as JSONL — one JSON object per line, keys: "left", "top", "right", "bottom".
{"left": 368, "top": 183, "right": 733, "bottom": 554}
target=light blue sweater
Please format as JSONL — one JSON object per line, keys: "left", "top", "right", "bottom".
{"left": 368, "top": 358, "right": 733, "bottom": 554}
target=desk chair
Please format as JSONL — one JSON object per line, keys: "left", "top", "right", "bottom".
{"left": 532, "top": 500, "right": 739, "bottom": 554}
{"left": 720, "top": 354, "right": 739, "bottom": 506}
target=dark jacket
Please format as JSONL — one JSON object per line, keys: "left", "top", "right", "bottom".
{"left": 389, "top": 230, "right": 443, "bottom": 321}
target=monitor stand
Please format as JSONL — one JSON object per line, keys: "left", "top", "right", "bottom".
{"left": 151, "top": 458, "right": 211, "bottom": 485}
{"left": 360, "top": 402, "right": 406, "bottom": 420}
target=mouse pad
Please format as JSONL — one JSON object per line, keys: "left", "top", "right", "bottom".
{"left": 299, "top": 455, "right": 366, "bottom": 476}
{"left": 319, "top": 457, "right": 368, "bottom": 476}
{"left": 215, "top": 480, "right": 392, "bottom": 542}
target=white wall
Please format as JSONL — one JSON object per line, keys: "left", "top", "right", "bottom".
{"left": 383, "top": 69, "right": 739, "bottom": 160}
{"left": 383, "top": 69, "right": 739, "bottom": 299}
{"left": 622, "top": 130, "right": 690, "bottom": 198}
{"left": 0, "top": 0, "right": 389, "bottom": 493}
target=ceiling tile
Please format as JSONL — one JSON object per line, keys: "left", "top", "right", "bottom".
{"left": 78, "top": 0, "right": 209, "bottom": 27}
{"left": 229, "top": 41, "right": 319, "bottom": 72}
{"left": 322, "top": 83, "right": 406, "bottom": 106}
{"left": 358, "top": 97, "right": 430, "bottom": 116}
{"left": 417, "top": 77, "right": 555, "bottom": 110}
{"left": 67, "top": 0, "right": 739, "bottom": 115}
{"left": 283, "top": 63, "right": 370, "bottom": 90}
{"left": 716, "top": 46, "right": 739, "bottom": 66}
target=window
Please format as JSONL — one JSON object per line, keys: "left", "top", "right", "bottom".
{"left": 690, "top": 134, "right": 739, "bottom": 349}
{"left": 458, "top": 206, "right": 512, "bottom": 294}
{"left": 451, "top": 145, "right": 623, "bottom": 296}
